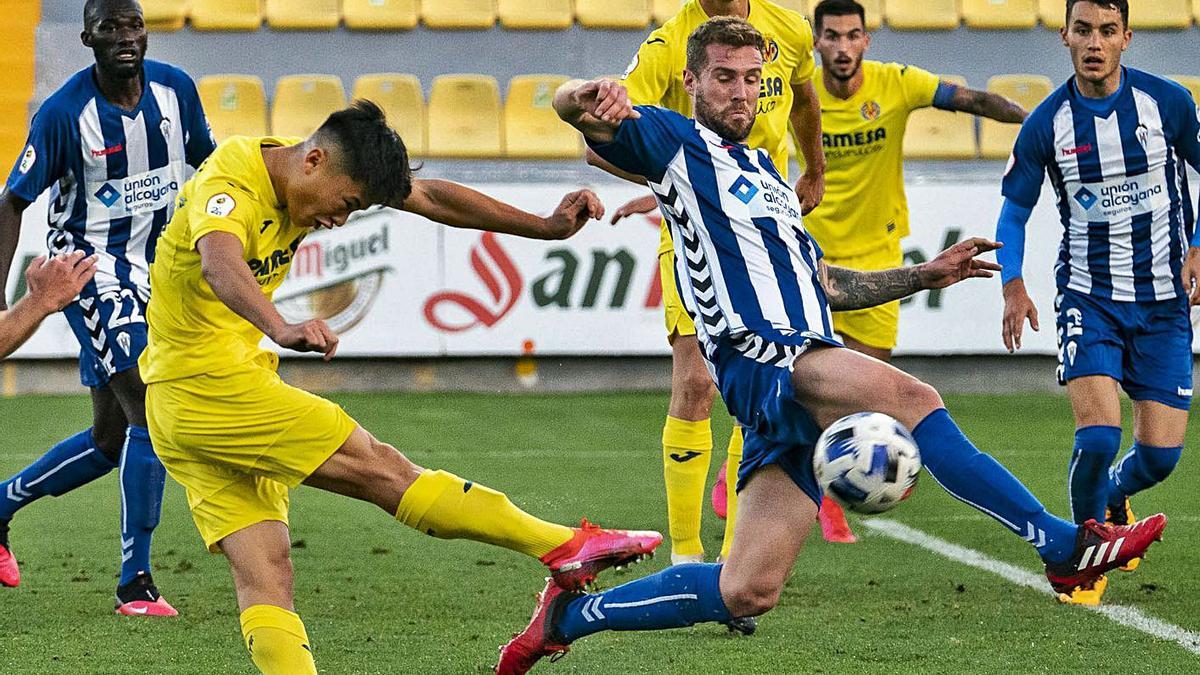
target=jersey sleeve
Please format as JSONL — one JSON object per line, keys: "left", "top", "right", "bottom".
{"left": 1172, "top": 89, "right": 1200, "bottom": 171}
{"left": 178, "top": 74, "right": 217, "bottom": 168}
{"left": 1000, "top": 115, "right": 1051, "bottom": 209}
{"left": 621, "top": 31, "right": 676, "bottom": 106}
{"left": 187, "top": 176, "right": 256, "bottom": 250}
{"left": 4, "top": 106, "right": 69, "bottom": 203}
{"left": 586, "top": 106, "right": 687, "bottom": 182}
{"left": 788, "top": 17, "right": 816, "bottom": 86}
{"left": 898, "top": 64, "right": 941, "bottom": 112}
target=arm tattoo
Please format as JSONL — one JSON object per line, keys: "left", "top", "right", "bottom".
{"left": 953, "top": 88, "right": 1026, "bottom": 124}
{"left": 821, "top": 263, "right": 924, "bottom": 311}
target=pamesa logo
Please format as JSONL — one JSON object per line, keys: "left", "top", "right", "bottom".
{"left": 1074, "top": 187, "right": 1098, "bottom": 210}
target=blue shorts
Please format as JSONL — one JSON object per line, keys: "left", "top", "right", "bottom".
{"left": 1055, "top": 288, "right": 1193, "bottom": 410}
{"left": 711, "top": 333, "right": 841, "bottom": 507}
{"left": 62, "top": 288, "right": 148, "bottom": 388}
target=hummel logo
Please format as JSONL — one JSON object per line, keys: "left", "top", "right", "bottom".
{"left": 1178, "top": 387, "right": 1193, "bottom": 397}
{"left": 669, "top": 451, "right": 703, "bottom": 463}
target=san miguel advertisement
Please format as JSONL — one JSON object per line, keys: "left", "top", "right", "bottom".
{"left": 4, "top": 181, "right": 1197, "bottom": 358}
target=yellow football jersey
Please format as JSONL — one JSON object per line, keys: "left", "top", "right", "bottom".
{"left": 140, "top": 135, "right": 307, "bottom": 384}
{"left": 802, "top": 60, "right": 940, "bottom": 258}
{"left": 621, "top": 0, "right": 815, "bottom": 254}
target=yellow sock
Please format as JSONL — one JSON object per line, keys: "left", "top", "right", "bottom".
{"left": 395, "top": 469, "right": 573, "bottom": 559}
{"left": 719, "top": 426, "right": 743, "bottom": 560}
{"left": 240, "top": 604, "right": 317, "bottom": 675}
{"left": 662, "top": 416, "right": 713, "bottom": 558}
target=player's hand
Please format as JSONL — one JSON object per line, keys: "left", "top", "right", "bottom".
{"left": 1183, "top": 246, "right": 1200, "bottom": 306}
{"left": 794, "top": 169, "right": 825, "bottom": 216}
{"left": 577, "top": 79, "right": 641, "bottom": 124}
{"left": 544, "top": 189, "right": 604, "bottom": 239}
{"left": 610, "top": 194, "right": 659, "bottom": 224}
{"left": 1001, "top": 278, "right": 1040, "bottom": 353}
{"left": 272, "top": 319, "right": 339, "bottom": 361}
{"left": 24, "top": 251, "right": 98, "bottom": 314}
{"left": 918, "top": 237, "right": 1003, "bottom": 290}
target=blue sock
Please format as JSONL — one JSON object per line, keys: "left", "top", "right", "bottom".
{"left": 118, "top": 426, "right": 166, "bottom": 586}
{"left": 1108, "top": 443, "right": 1183, "bottom": 506}
{"left": 555, "top": 563, "right": 732, "bottom": 643}
{"left": 912, "top": 409, "right": 1078, "bottom": 564}
{"left": 1069, "top": 426, "right": 1122, "bottom": 524}
{"left": 0, "top": 429, "right": 117, "bottom": 521}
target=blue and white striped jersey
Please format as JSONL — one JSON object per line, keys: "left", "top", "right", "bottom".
{"left": 589, "top": 105, "right": 839, "bottom": 363}
{"left": 1003, "top": 67, "right": 1200, "bottom": 302}
{"left": 5, "top": 60, "right": 214, "bottom": 299}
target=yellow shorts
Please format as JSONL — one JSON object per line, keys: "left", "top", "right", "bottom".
{"left": 826, "top": 242, "right": 904, "bottom": 350}
{"left": 659, "top": 249, "right": 696, "bottom": 341}
{"left": 146, "top": 353, "right": 358, "bottom": 553}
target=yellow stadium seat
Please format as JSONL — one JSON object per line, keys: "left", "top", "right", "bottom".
{"left": 653, "top": 0, "right": 684, "bottom": 24}
{"left": 427, "top": 75, "right": 502, "bottom": 158}
{"left": 265, "top": 0, "right": 339, "bottom": 30}
{"left": 343, "top": 0, "right": 419, "bottom": 30}
{"left": 198, "top": 75, "right": 268, "bottom": 141}
{"left": 979, "top": 74, "right": 1053, "bottom": 159}
{"left": 499, "top": 0, "right": 573, "bottom": 29}
{"left": 422, "top": 0, "right": 496, "bottom": 29}
{"left": 1038, "top": 0, "right": 1065, "bottom": 28}
{"left": 961, "top": 0, "right": 1037, "bottom": 29}
{"left": 352, "top": 74, "right": 427, "bottom": 155}
{"left": 1129, "top": 0, "right": 1191, "bottom": 29}
{"left": 903, "top": 75, "right": 977, "bottom": 159}
{"left": 886, "top": 0, "right": 960, "bottom": 30}
{"left": 142, "top": 0, "right": 188, "bottom": 31}
{"left": 1195, "top": 0, "right": 1200, "bottom": 24}
{"left": 504, "top": 75, "right": 581, "bottom": 158}
{"left": 272, "top": 75, "right": 347, "bottom": 139}
{"left": 190, "top": 0, "right": 262, "bottom": 31}
{"left": 1169, "top": 75, "right": 1200, "bottom": 102}
{"left": 576, "top": 0, "right": 652, "bottom": 29}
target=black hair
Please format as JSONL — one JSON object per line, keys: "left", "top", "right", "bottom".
{"left": 314, "top": 99, "right": 413, "bottom": 208}
{"left": 685, "top": 16, "right": 767, "bottom": 74}
{"left": 813, "top": 0, "right": 866, "bottom": 32}
{"left": 1067, "top": 0, "right": 1129, "bottom": 28}
{"left": 83, "top": 0, "right": 142, "bottom": 29}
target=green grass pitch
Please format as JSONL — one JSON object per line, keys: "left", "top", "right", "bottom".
{"left": 0, "top": 391, "right": 1196, "bottom": 673}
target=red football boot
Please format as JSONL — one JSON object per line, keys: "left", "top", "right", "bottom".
{"left": 818, "top": 497, "right": 857, "bottom": 544}
{"left": 1045, "top": 514, "right": 1166, "bottom": 594}
{"left": 0, "top": 542, "right": 19, "bottom": 588}
{"left": 495, "top": 579, "right": 579, "bottom": 675}
{"left": 540, "top": 519, "right": 662, "bottom": 591}
{"left": 711, "top": 461, "right": 728, "bottom": 520}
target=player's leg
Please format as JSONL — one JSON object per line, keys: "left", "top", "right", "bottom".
{"left": 716, "top": 427, "right": 741, "bottom": 560}
{"left": 660, "top": 249, "right": 717, "bottom": 563}
{"left": 496, "top": 465, "right": 815, "bottom": 674}
{"left": 220, "top": 522, "right": 316, "bottom": 675}
{"left": 1105, "top": 296, "right": 1192, "bottom": 517}
{"left": 1065, "top": 376, "right": 1123, "bottom": 524}
{"left": 788, "top": 345, "right": 1163, "bottom": 590}
{"left": 303, "top": 425, "right": 661, "bottom": 590}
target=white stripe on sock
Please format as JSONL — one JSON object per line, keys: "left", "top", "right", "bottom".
{"left": 25, "top": 448, "right": 98, "bottom": 488}
{"left": 602, "top": 593, "right": 699, "bottom": 609}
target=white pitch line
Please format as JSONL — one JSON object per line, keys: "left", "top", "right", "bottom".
{"left": 861, "top": 518, "right": 1200, "bottom": 656}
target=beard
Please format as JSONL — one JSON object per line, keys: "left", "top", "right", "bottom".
{"left": 826, "top": 55, "right": 862, "bottom": 82}
{"left": 694, "top": 95, "right": 755, "bottom": 142}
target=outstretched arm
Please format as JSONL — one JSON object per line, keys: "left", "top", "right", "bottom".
{"left": 820, "top": 237, "right": 1002, "bottom": 310}
{"left": 1, "top": 252, "right": 96, "bottom": 358}
{"left": 403, "top": 179, "right": 603, "bottom": 240}
{"left": 945, "top": 84, "right": 1027, "bottom": 124}
{"left": 554, "top": 79, "right": 640, "bottom": 144}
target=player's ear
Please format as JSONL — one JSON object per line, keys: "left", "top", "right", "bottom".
{"left": 80, "top": 30, "right": 92, "bottom": 48}
{"left": 303, "top": 147, "right": 326, "bottom": 175}
{"left": 683, "top": 68, "right": 696, "bottom": 96}
{"left": 1059, "top": 27, "right": 1069, "bottom": 47}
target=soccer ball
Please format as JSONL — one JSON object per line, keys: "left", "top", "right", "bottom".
{"left": 812, "top": 412, "right": 922, "bottom": 514}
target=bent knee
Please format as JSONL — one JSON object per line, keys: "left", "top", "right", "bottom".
{"left": 722, "top": 580, "right": 782, "bottom": 618}
{"left": 896, "top": 376, "right": 942, "bottom": 414}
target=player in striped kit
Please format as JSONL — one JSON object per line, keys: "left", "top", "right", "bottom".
{"left": 998, "top": 0, "right": 1200, "bottom": 605}
{"left": 495, "top": 18, "right": 1168, "bottom": 672}
{"left": 0, "top": 0, "right": 214, "bottom": 614}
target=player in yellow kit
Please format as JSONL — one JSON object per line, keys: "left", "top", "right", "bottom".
{"left": 806, "top": 0, "right": 1027, "bottom": 361}
{"left": 140, "top": 101, "right": 663, "bottom": 674}
{"left": 605, "top": 0, "right": 853, "bottom": 584}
